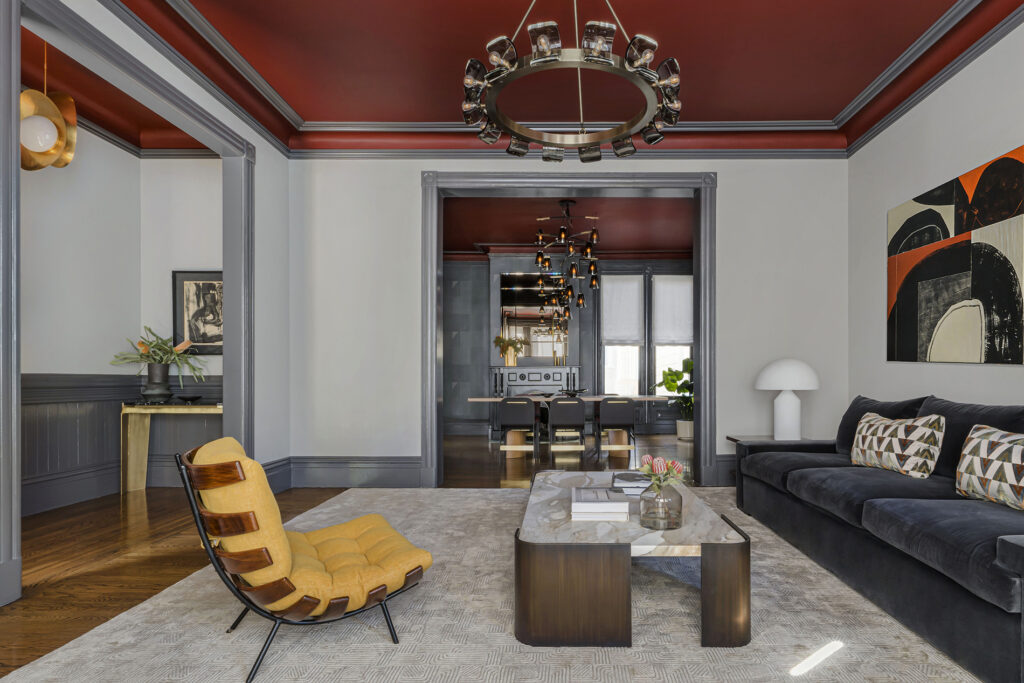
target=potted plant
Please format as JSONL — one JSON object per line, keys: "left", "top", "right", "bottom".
{"left": 111, "top": 327, "right": 206, "bottom": 403}
{"left": 655, "top": 357, "right": 694, "bottom": 440}
{"left": 635, "top": 454, "right": 686, "bottom": 530}
{"left": 493, "top": 335, "right": 526, "bottom": 367}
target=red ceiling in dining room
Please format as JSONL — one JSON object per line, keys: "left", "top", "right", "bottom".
{"left": 20, "top": 28, "right": 204, "bottom": 149}
{"left": 25, "top": 0, "right": 1024, "bottom": 151}
{"left": 443, "top": 197, "right": 694, "bottom": 260}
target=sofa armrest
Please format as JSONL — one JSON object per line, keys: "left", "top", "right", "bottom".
{"left": 996, "top": 535, "right": 1024, "bottom": 575}
{"left": 734, "top": 439, "right": 838, "bottom": 458}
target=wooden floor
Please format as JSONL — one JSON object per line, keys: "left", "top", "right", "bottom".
{"left": 442, "top": 433, "right": 692, "bottom": 488}
{"left": 0, "top": 487, "right": 343, "bottom": 677}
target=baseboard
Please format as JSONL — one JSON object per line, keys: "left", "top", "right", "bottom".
{"left": 263, "top": 458, "right": 292, "bottom": 492}
{"left": 145, "top": 453, "right": 291, "bottom": 492}
{"left": 699, "top": 453, "right": 738, "bottom": 487}
{"left": 0, "top": 559, "right": 22, "bottom": 607}
{"left": 444, "top": 420, "right": 489, "bottom": 436}
{"left": 290, "top": 456, "right": 423, "bottom": 487}
{"left": 22, "top": 462, "right": 120, "bottom": 515}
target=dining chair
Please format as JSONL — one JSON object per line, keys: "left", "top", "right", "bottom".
{"left": 497, "top": 397, "right": 539, "bottom": 458}
{"left": 547, "top": 396, "right": 587, "bottom": 453}
{"left": 596, "top": 397, "right": 637, "bottom": 464}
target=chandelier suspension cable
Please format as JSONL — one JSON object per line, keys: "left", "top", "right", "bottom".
{"left": 43, "top": 42, "right": 48, "bottom": 95}
{"left": 510, "top": 0, "right": 538, "bottom": 41}
{"left": 603, "top": 0, "right": 628, "bottom": 40}
{"left": 573, "top": 0, "right": 585, "bottom": 133}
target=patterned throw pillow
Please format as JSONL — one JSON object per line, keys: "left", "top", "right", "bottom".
{"left": 851, "top": 412, "right": 946, "bottom": 478}
{"left": 957, "top": 425, "right": 1024, "bottom": 510}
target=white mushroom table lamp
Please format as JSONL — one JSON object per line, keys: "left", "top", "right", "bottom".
{"left": 754, "top": 359, "right": 820, "bottom": 440}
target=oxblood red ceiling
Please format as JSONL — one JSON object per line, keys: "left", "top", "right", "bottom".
{"left": 443, "top": 197, "right": 694, "bottom": 260}
{"left": 20, "top": 29, "right": 203, "bottom": 149}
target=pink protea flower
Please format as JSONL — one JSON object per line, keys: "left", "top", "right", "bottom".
{"left": 670, "top": 460, "right": 684, "bottom": 475}
{"left": 652, "top": 457, "right": 667, "bottom": 474}
{"left": 640, "top": 454, "right": 653, "bottom": 466}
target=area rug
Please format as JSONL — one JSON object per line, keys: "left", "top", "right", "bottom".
{"left": 3, "top": 487, "right": 974, "bottom": 682}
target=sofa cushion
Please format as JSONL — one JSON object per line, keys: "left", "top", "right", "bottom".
{"left": 851, "top": 412, "right": 945, "bottom": 478}
{"left": 956, "top": 424, "right": 1024, "bottom": 510}
{"left": 836, "top": 395, "right": 930, "bottom": 455}
{"left": 786, "top": 466, "right": 959, "bottom": 527}
{"left": 863, "top": 498, "right": 1024, "bottom": 613}
{"left": 918, "top": 396, "right": 1024, "bottom": 479}
{"left": 740, "top": 451, "right": 851, "bottom": 493}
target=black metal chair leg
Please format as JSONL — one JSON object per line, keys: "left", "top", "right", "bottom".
{"left": 227, "top": 607, "right": 249, "bottom": 633}
{"left": 246, "top": 620, "right": 281, "bottom": 683}
{"left": 380, "top": 601, "right": 399, "bottom": 644}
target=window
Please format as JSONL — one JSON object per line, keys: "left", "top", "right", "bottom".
{"left": 653, "top": 274, "right": 693, "bottom": 395}
{"left": 603, "top": 345, "right": 640, "bottom": 396}
{"left": 601, "top": 275, "right": 643, "bottom": 395}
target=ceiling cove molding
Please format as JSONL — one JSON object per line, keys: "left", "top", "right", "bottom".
{"left": 847, "top": 3, "right": 1024, "bottom": 157}
{"left": 833, "top": 0, "right": 983, "bottom": 128}
{"left": 289, "top": 148, "right": 848, "bottom": 161}
{"left": 164, "top": 0, "right": 304, "bottom": 129}
{"left": 94, "top": 0, "right": 290, "bottom": 158}
{"left": 298, "top": 120, "right": 839, "bottom": 133}
{"left": 75, "top": 116, "right": 142, "bottom": 157}
{"left": 139, "top": 147, "right": 219, "bottom": 159}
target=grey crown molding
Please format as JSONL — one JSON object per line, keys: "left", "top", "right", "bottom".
{"left": 289, "top": 148, "right": 848, "bottom": 160}
{"left": 77, "top": 116, "right": 218, "bottom": 159}
{"left": 299, "top": 120, "right": 839, "bottom": 133}
{"left": 846, "top": 3, "right": 1024, "bottom": 156}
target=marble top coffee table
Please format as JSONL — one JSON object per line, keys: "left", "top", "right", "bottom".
{"left": 514, "top": 470, "right": 750, "bottom": 648}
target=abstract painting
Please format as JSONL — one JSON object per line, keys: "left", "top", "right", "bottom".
{"left": 887, "top": 145, "right": 1024, "bottom": 364}
{"left": 172, "top": 270, "right": 223, "bottom": 355}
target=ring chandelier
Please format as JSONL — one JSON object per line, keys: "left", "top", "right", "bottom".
{"left": 461, "top": 0, "right": 681, "bottom": 162}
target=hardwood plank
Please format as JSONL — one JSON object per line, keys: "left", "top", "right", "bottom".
{"left": 0, "top": 487, "right": 343, "bottom": 676}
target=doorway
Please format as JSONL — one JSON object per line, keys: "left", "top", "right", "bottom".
{"left": 421, "top": 172, "right": 718, "bottom": 487}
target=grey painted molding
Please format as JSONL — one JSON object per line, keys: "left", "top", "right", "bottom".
{"left": 848, "top": 4, "right": 1024, "bottom": 157}
{"left": 21, "top": 373, "right": 139, "bottom": 404}
{"left": 834, "top": 0, "right": 983, "bottom": 128}
{"left": 22, "top": 462, "right": 120, "bottom": 516}
{"left": 139, "top": 148, "right": 220, "bottom": 159}
{"left": 165, "top": 0, "right": 303, "bottom": 129}
{"left": 291, "top": 456, "right": 424, "bottom": 488}
{"left": 300, "top": 119, "right": 838, "bottom": 133}
{"left": 291, "top": 148, "right": 848, "bottom": 161}
{"left": 423, "top": 171, "right": 719, "bottom": 485}
{"left": 94, "top": 0, "right": 291, "bottom": 158}
{"left": 77, "top": 116, "right": 142, "bottom": 157}
{"left": 1, "top": 0, "right": 22, "bottom": 607}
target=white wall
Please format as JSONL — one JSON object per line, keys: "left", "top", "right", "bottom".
{"left": 140, "top": 158, "right": 223, "bottom": 376}
{"left": 20, "top": 127, "right": 141, "bottom": 374}
{"left": 289, "top": 158, "right": 849, "bottom": 458}
{"left": 53, "top": 0, "right": 292, "bottom": 462}
{"left": 848, "top": 21, "right": 1024, "bottom": 405}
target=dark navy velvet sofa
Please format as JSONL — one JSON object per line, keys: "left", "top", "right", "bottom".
{"left": 736, "top": 396, "right": 1024, "bottom": 683}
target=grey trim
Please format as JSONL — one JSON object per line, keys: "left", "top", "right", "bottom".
{"left": 262, "top": 458, "right": 291, "bottom": 493}
{"left": 93, "top": 0, "right": 290, "bottom": 158}
{"left": 714, "top": 453, "right": 738, "bottom": 487}
{"left": 21, "top": 373, "right": 139, "bottom": 404}
{"left": 423, "top": 172, "right": 719, "bottom": 485}
{"left": 165, "top": 0, "right": 303, "bottom": 129}
{"left": 22, "top": 462, "right": 120, "bottom": 516}
{"left": 291, "top": 457, "right": 423, "bottom": 488}
{"left": 292, "top": 148, "right": 848, "bottom": 161}
{"left": 139, "top": 148, "right": 220, "bottom": 159}
{"left": 77, "top": 116, "right": 142, "bottom": 157}
{"left": 0, "top": 0, "right": 21, "bottom": 607}
{"left": 68, "top": 116, "right": 219, "bottom": 159}
{"left": 300, "top": 120, "right": 838, "bottom": 133}
{"left": 848, "top": 4, "right": 1024, "bottom": 156}
{"left": 834, "top": 0, "right": 983, "bottom": 128}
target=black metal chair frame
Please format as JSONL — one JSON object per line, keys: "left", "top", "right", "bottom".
{"left": 547, "top": 397, "right": 587, "bottom": 454}
{"left": 595, "top": 398, "right": 638, "bottom": 465}
{"left": 497, "top": 397, "right": 540, "bottom": 458}
{"left": 175, "top": 451, "right": 421, "bottom": 682}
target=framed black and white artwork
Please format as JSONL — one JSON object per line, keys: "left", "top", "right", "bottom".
{"left": 173, "top": 270, "right": 223, "bottom": 355}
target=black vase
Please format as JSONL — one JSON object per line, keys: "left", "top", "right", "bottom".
{"left": 141, "top": 363, "right": 171, "bottom": 404}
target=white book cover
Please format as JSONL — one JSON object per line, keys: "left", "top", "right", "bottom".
{"left": 571, "top": 486, "right": 630, "bottom": 512}
{"left": 571, "top": 511, "right": 630, "bottom": 522}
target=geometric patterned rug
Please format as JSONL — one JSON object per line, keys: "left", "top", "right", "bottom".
{"left": 1, "top": 486, "right": 975, "bottom": 682}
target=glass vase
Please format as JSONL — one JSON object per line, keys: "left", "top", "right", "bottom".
{"left": 639, "top": 483, "right": 683, "bottom": 530}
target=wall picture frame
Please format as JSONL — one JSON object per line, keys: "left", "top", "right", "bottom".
{"left": 173, "top": 270, "right": 224, "bottom": 356}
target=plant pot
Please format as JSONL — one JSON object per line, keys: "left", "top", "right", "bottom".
{"left": 639, "top": 483, "right": 683, "bottom": 530}
{"left": 141, "top": 363, "right": 172, "bottom": 404}
{"left": 504, "top": 349, "right": 518, "bottom": 367}
{"left": 676, "top": 419, "right": 694, "bottom": 441}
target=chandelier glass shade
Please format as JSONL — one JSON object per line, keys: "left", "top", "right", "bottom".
{"left": 461, "top": 0, "right": 680, "bottom": 162}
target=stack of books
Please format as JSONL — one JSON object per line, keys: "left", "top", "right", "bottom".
{"left": 611, "top": 471, "right": 651, "bottom": 497}
{"left": 571, "top": 487, "right": 630, "bottom": 522}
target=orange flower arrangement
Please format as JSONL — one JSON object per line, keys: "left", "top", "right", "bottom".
{"left": 112, "top": 327, "right": 205, "bottom": 386}
{"left": 636, "top": 454, "right": 685, "bottom": 492}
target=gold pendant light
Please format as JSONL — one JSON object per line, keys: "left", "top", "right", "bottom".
{"left": 20, "top": 43, "right": 77, "bottom": 171}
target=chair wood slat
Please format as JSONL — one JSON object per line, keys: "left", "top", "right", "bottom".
{"left": 364, "top": 584, "right": 388, "bottom": 608}
{"left": 215, "top": 546, "right": 273, "bottom": 574}
{"left": 237, "top": 576, "right": 297, "bottom": 606}
{"left": 403, "top": 566, "right": 423, "bottom": 588}
{"left": 185, "top": 460, "right": 246, "bottom": 490}
{"left": 200, "top": 507, "right": 259, "bottom": 537}
{"left": 318, "top": 596, "right": 351, "bottom": 621}
{"left": 273, "top": 595, "right": 319, "bottom": 621}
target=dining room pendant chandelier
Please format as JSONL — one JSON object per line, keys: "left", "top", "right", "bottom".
{"left": 20, "top": 42, "right": 77, "bottom": 172}
{"left": 535, "top": 199, "right": 598, "bottom": 321}
{"left": 461, "top": 0, "right": 680, "bottom": 162}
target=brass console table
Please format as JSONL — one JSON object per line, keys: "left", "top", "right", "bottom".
{"left": 120, "top": 403, "right": 223, "bottom": 492}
